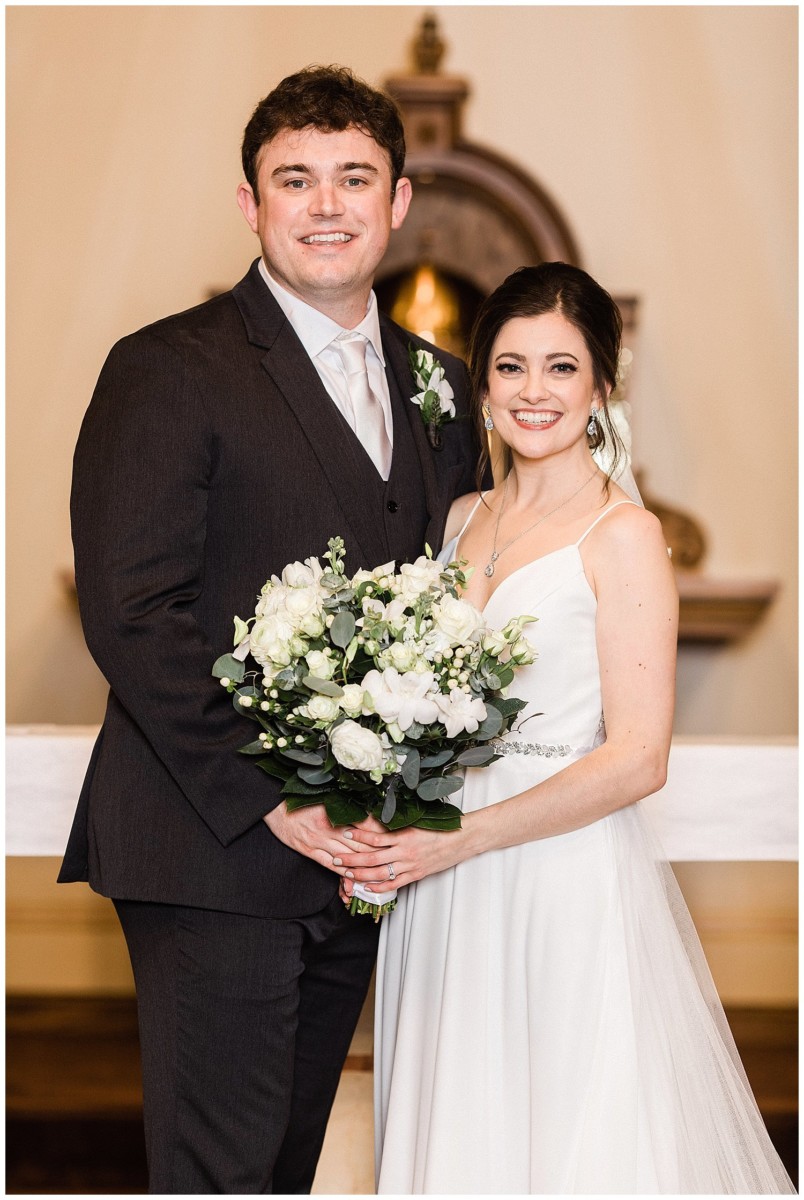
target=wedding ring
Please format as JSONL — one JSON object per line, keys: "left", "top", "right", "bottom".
{"left": 387, "top": 863, "right": 396, "bottom": 881}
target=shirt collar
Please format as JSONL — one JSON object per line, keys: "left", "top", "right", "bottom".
{"left": 258, "top": 258, "right": 385, "bottom": 366}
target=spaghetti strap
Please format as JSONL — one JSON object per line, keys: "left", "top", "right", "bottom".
{"left": 454, "top": 493, "right": 487, "bottom": 557}
{"left": 575, "top": 500, "right": 640, "bottom": 547}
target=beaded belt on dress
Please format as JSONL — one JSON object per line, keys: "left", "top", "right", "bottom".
{"left": 489, "top": 716, "right": 606, "bottom": 760}
{"left": 489, "top": 739, "right": 573, "bottom": 759}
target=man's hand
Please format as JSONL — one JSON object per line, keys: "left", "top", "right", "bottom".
{"left": 263, "top": 802, "right": 377, "bottom": 875}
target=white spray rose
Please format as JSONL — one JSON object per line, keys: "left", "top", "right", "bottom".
{"left": 380, "top": 641, "right": 419, "bottom": 672}
{"left": 302, "top": 695, "right": 340, "bottom": 724}
{"left": 339, "top": 684, "right": 367, "bottom": 717}
{"left": 330, "top": 721, "right": 385, "bottom": 772}
{"left": 305, "top": 649, "right": 337, "bottom": 680}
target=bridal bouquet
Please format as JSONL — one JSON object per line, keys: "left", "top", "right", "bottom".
{"left": 213, "top": 538, "right": 536, "bottom": 917}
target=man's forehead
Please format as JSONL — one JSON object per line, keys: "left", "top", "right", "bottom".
{"left": 256, "top": 124, "right": 390, "bottom": 171}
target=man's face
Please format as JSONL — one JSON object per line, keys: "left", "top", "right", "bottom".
{"left": 237, "top": 125, "right": 411, "bottom": 324}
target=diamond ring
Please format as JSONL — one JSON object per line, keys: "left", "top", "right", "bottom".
{"left": 387, "top": 863, "right": 396, "bottom": 881}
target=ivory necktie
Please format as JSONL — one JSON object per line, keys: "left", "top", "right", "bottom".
{"left": 337, "top": 333, "right": 392, "bottom": 479}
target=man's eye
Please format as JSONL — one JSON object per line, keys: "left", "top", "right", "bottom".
{"left": 285, "top": 179, "right": 307, "bottom": 189}
{"left": 344, "top": 177, "right": 367, "bottom": 187}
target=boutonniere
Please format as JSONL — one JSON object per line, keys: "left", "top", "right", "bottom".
{"left": 408, "top": 346, "right": 457, "bottom": 450}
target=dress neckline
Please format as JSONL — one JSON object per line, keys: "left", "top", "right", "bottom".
{"left": 450, "top": 495, "right": 639, "bottom": 613}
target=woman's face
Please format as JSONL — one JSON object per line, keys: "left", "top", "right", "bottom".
{"left": 485, "top": 312, "right": 600, "bottom": 463}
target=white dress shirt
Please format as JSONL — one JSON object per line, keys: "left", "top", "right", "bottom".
{"left": 258, "top": 259, "right": 394, "bottom": 451}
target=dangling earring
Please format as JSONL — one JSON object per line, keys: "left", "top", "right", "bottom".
{"left": 586, "top": 405, "right": 605, "bottom": 451}
{"left": 483, "top": 404, "right": 494, "bottom": 431}
{"left": 586, "top": 409, "right": 599, "bottom": 437}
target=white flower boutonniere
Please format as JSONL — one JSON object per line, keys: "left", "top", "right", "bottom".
{"left": 409, "top": 346, "right": 456, "bottom": 450}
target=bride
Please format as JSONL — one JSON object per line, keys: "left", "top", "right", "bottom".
{"left": 338, "top": 263, "right": 794, "bottom": 1194}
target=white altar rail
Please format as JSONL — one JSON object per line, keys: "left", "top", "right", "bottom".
{"left": 5, "top": 726, "right": 798, "bottom": 861}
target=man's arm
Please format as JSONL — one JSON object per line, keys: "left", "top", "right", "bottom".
{"left": 72, "top": 330, "right": 279, "bottom": 847}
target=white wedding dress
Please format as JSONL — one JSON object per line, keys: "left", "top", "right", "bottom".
{"left": 374, "top": 501, "right": 794, "bottom": 1195}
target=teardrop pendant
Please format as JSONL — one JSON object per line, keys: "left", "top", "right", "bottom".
{"left": 484, "top": 562, "right": 495, "bottom": 577}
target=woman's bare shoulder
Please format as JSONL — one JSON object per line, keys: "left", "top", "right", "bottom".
{"left": 443, "top": 491, "right": 485, "bottom": 546}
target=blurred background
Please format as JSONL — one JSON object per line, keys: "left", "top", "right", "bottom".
{"left": 6, "top": 5, "right": 797, "bottom": 1193}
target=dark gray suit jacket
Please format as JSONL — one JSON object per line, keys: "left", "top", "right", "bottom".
{"left": 59, "top": 259, "right": 478, "bottom": 917}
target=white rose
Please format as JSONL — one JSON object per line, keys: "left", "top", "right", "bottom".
{"left": 339, "top": 684, "right": 366, "bottom": 717}
{"left": 330, "top": 721, "right": 385, "bottom": 772}
{"left": 305, "top": 649, "right": 337, "bottom": 679}
{"left": 302, "top": 695, "right": 340, "bottom": 724}
{"left": 432, "top": 595, "right": 484, "bottom": 646}
{"left": 394, "top": 556, "right": 443, "bottom": 600}
{"left": 249, "top": 615, "right": 295, "bottom": 666}
{"left": 433, "top": 688, "right": 487, "bottom": 738}
{"left": 481, "top": 629, "right": 508, "bottom": 656}
{"left": 510, "top": 637, "right": 537, "bottom": 666}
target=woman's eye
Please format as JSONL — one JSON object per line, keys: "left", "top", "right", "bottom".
{"left": 552, "top": 362, "right": 577, "bottom": 374}
{"left": 496, "top": 362, "right": 522, "bottom": 374}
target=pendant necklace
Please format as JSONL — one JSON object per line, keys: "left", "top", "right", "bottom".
{"left": 484, "top": 470, "right": 599, "bottom": 578}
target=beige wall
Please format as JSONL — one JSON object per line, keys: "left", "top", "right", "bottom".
{"left": 7, "top": 4, "right": 797, "bottom": 736}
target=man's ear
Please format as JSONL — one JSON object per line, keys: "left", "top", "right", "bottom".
{"left": 390, "top": 177, "right": 413, "bottom": 230}
{"left": 236, "top": 182, "right": 259, "bottom": 233}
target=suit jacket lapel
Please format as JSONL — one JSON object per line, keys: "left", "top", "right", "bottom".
{"left": 381, "top": 316, "right": 452, "bottom": 552}
{"left": 232, "top": 262, "right": 389, "bottom": 568}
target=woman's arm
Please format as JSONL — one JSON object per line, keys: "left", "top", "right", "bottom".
{"left": 336, "top": 506, "right": 678, "bottom": 893}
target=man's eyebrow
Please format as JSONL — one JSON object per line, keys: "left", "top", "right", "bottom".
{"left": 270, "top": 161, "right": 380, "bottom": 179}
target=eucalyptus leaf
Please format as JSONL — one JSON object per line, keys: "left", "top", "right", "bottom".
{"left": 416, "top": 775, "right": 464, "bottom": 802}
{"left": 380, "top": 779, "right": 398, "bottom": 824}
{"left": 457, "top": 745, "right": 499, "bottom": 767}
{"left": 297, "top": 765, "right": 335, "bottom": 786}
{"left": 400, "top": 747, "right": 421, "bottom": 789}
{"left": 212, "top": 653, "right": 245, "bottom": 682}
{"left": 329, "top": 611, "right": 356, "bottom": 648}
{"left": 232, "top": 686, "right": 260, "bottom": 715}
{"left": 474, "top": 704, "right": 504, "bottom": 741}
{"left": 419, "top": 748, "right": 455, "bottom": 769}
{"left": 302, "top": 674, "right": 344, "bottom": 698}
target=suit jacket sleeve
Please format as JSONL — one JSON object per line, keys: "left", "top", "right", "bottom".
{"left": 71, "top": 329, "right": 281, "bottom": 847}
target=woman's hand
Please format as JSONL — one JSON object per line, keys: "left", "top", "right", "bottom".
{"left": 335, "top": 816, "right": 479, "bottom": 897}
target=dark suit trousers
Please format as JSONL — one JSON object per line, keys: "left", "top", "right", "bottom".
{"left": 114, "top": 894, "right": 379, "bottom": 1194}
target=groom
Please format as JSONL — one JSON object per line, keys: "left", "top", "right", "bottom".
{"left": 59, "top": 65, "right": 477, "bottom": 1193}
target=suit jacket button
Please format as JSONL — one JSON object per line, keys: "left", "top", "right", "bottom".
{"left": 387, "top": 500, "right": 399, "bottom": 513}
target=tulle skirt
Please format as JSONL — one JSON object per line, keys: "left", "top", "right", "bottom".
{"left": 374, "top": 762, "right": 795, "bottom": 1194}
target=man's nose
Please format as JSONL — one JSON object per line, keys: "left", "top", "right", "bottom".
{"left": 310, "top": 182, "right": 344, "bottom": 218}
